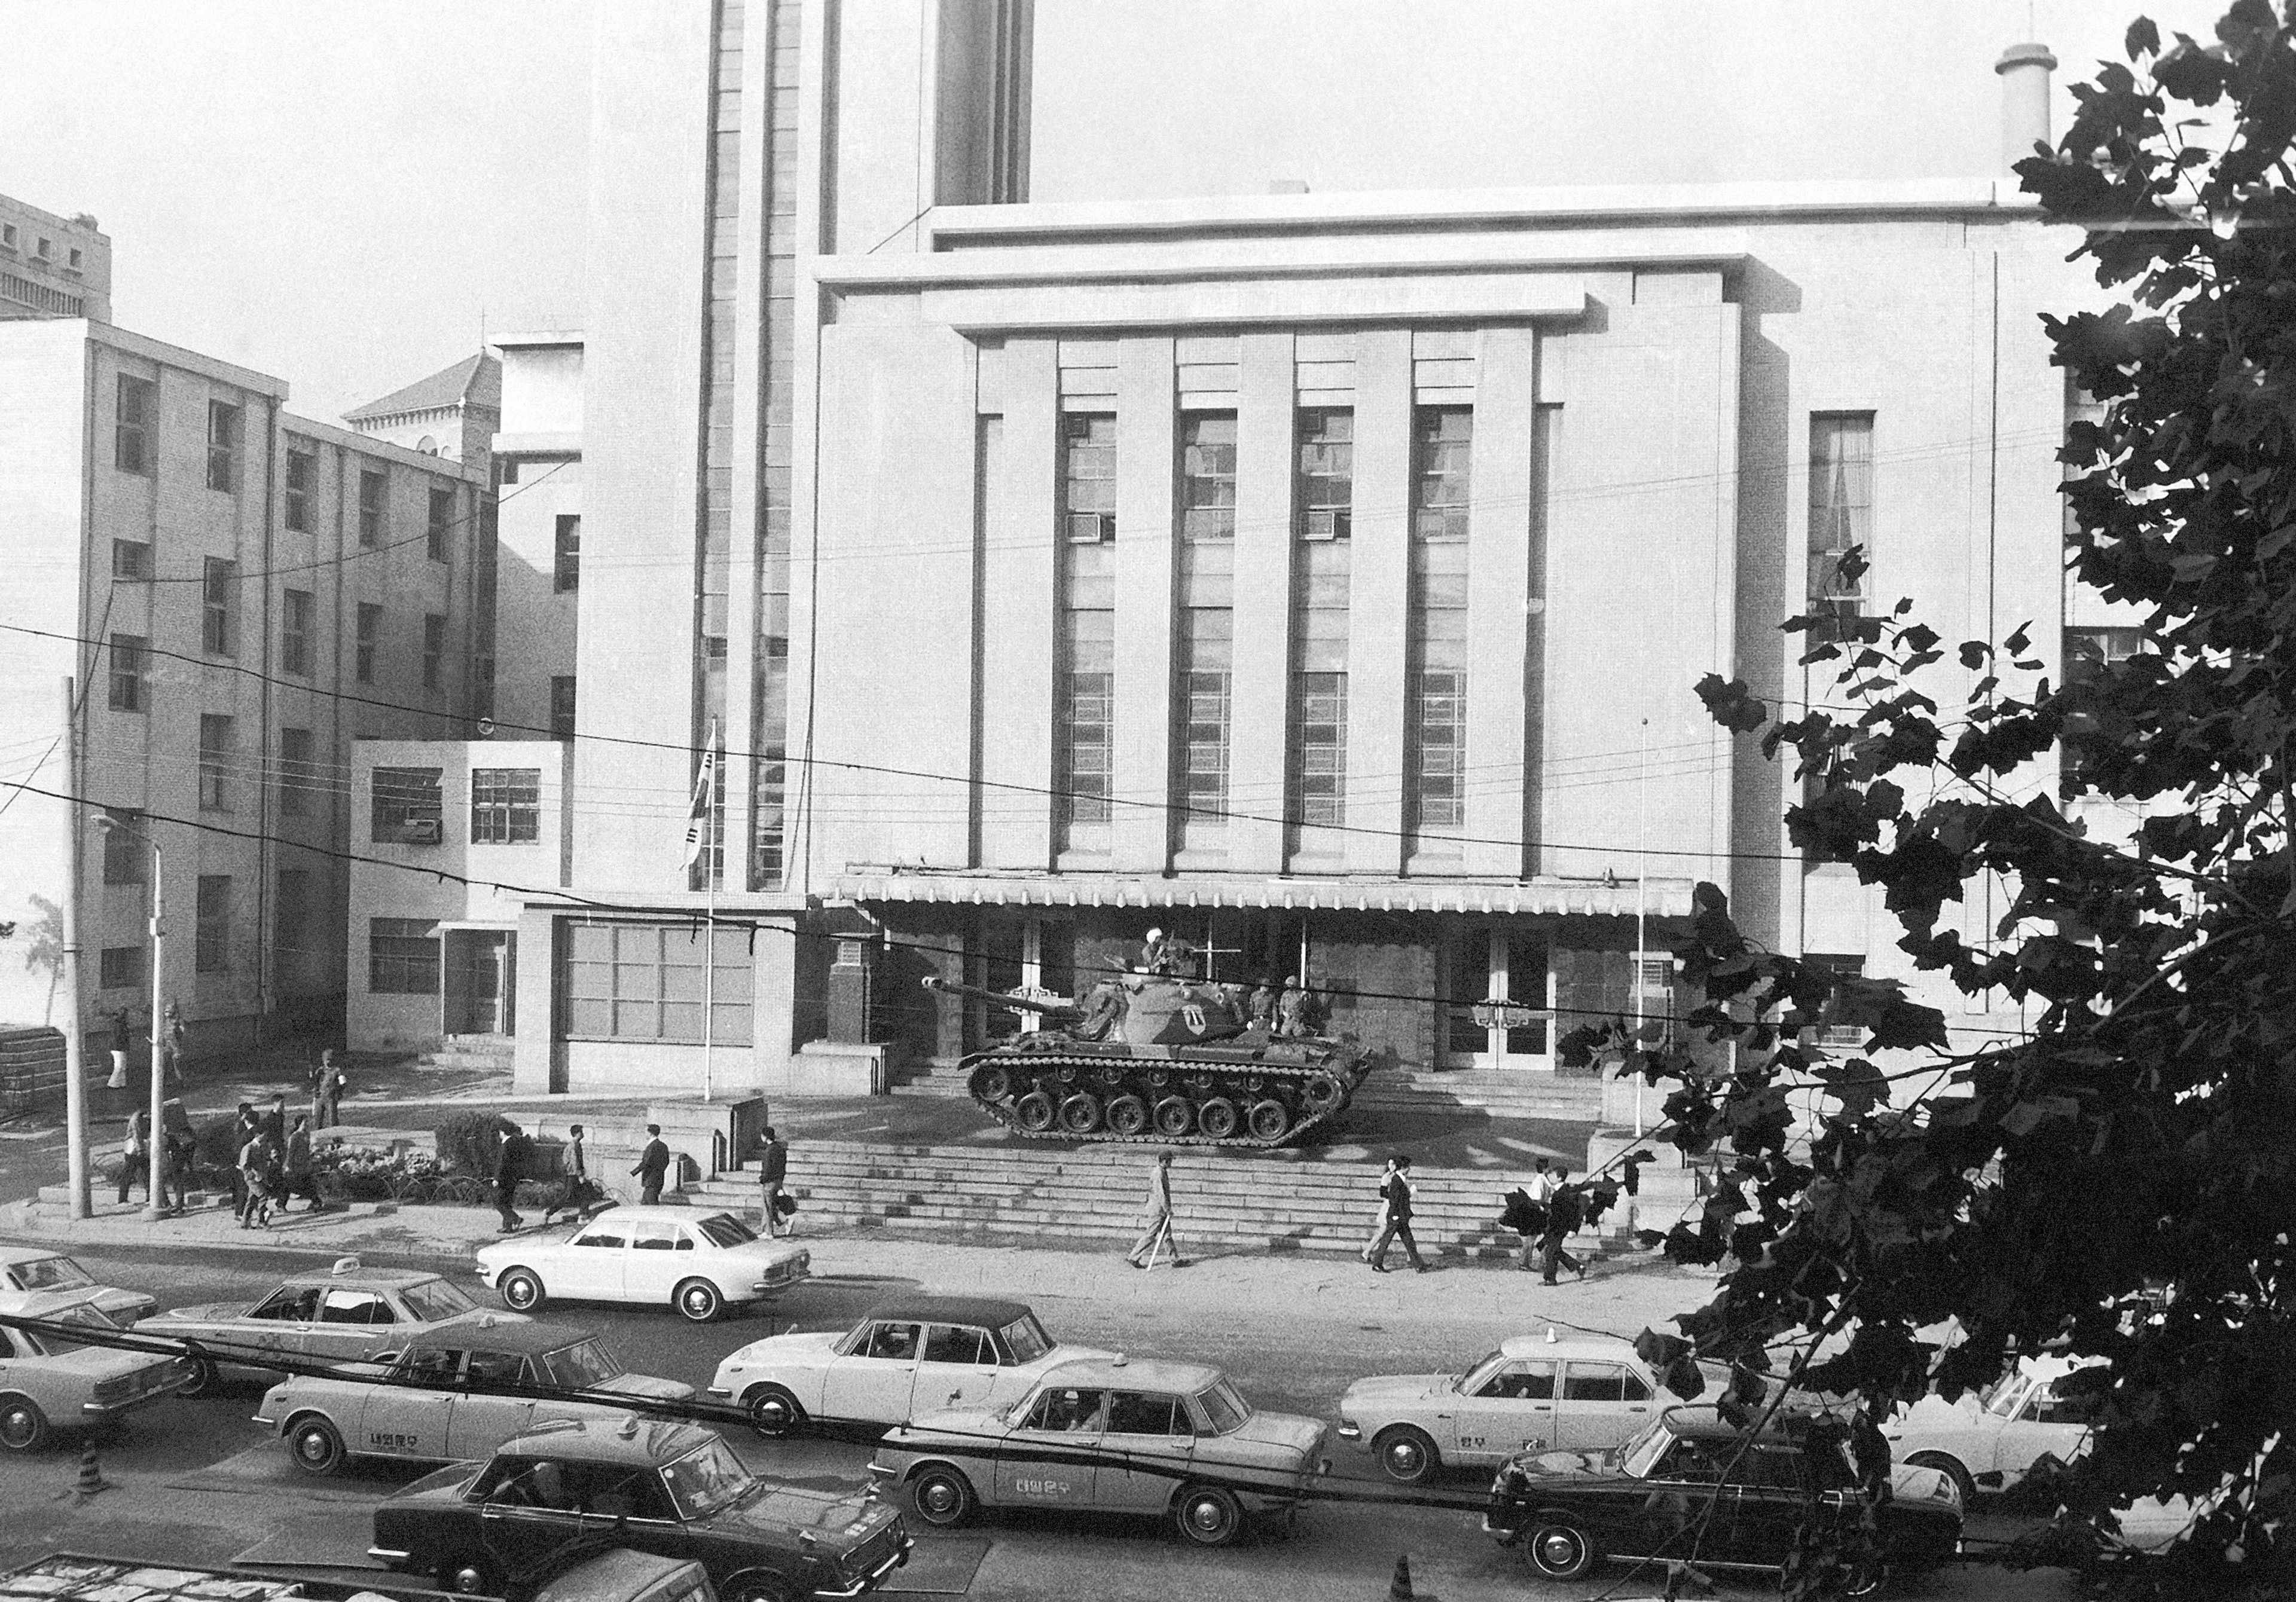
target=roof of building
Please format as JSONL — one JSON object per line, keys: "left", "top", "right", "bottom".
{"left": 859, "top": 1296, "right": 1036, "bottom": 1329}
{"left": 345, "top": 351, "right": 501, "bottom": 421}
{"left": 1036, "top": 1355, "right": 1223, "bottom": 1392}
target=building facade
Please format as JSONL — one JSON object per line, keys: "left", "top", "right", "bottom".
{"left": 487, "top": 332, "right": 583, "bottom": 743}
{"left": 344, "top": 352, "right": 502, "bottom": 478}
{"left": 0, "top": 196, "right": 110, "bottom": 323}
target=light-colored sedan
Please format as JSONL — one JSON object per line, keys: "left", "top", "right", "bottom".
{"left": 0, "top": 1246, "right": 156, "bottom": 1327}
{"left": 0, "top": 1289, "right": 191, "bottom": 1451}
{"left": 140, "top": 1255, "right": 518, "bottom": 1395}
{"left": 1885, "top": 1353, "right": 2102, "bottom": 1501}
{"left": 710, "top": 1295, "right": 1112, "bottom": 1436}
{"left": 869, "top": 1356, "right": 1329, "bottom": 1547}
{"left": 1336, "top": 1331, "right": 1709, "bottom": 1484}
{"left": 475, "top": 1207, "right": 808, "bottom": 1323}
{"left": 254, "top": 1315, "right": 694, "bottom": 1475}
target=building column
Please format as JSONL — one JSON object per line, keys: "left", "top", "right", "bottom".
{"left": 979, "top": 338, "right": 1060, "bottom": 868}
{"left": 1229, "top": 333, "right": 1295, "bottom": 874}
{"left": 1464, "top": 327, "right": 1538, "bottom": 879}
{"left": 1345, "top": 332, "right": 1413, "bottom": 875}
{"left": 1112, "top": 337, "right": 1177, "bottom": 873}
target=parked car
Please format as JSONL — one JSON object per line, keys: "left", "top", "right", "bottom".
{"left": 1884, "top": 1353, "right": 2104, "bottom": 1501}
{"left": 1336, "top": 1330, "right": 1715, "bottom": 1484}
{"left": 139, "top": 1256, "right": 517, "bottom": 1395}
{"left": 254, "top": 1316, "right": 695, "bottom": 1475}
{"left": 869, "top": 1356, "right": 1329, "bottom": 1547}
{"left": 0, "top": 1246, "right": 156, "bottom": 1326}
{"left": 0, "top": 1289, "right": 192, "bottom": 1451}
{"left": 368, "top": 1416, "right": 912, "bottom": 1602}
{"left": 475, "top": 1209, "right": 808, "bottom": 1325}
{"left": 1485, "top": 1406, "right": 1964, "bottom": 1589}
{"left": 710, "top": 1295, "right": 1112, "bottom": 1436}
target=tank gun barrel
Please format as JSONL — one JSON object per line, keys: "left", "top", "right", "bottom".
{"left": 921, "top": 974, "right": 1081, "bottom": 1017}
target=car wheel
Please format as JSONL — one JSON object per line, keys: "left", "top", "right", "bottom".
{"left": 1904, "top": 1450, "right": 1977, "bottom": 1505}
{"left": 1373, "top": 1424, "right": 1439, "bottom": 1485}
{"left": 176, "top": 1351, "right": 219, "bottom": 1399}
{"left": 910, "top": 1466, "right": 976, "bottom": 1528}
{"left": 745, "top": 1384, "right": 806, "bottom": 1438}
{"left": 1843, "top": 1558, "right": 1889, "bottom": 1598}
{"left": 675, "top": 1277, "right": 726, "bottom": 1322}
{"left": 436, "top": 1557, "right": 500, "bottom": 1596}
{"left": 288, "top": 1415, "right": 347, "bottom": 1476}
{"left": 1173, "top": 1483, "right": 1245, "bottom": 1546}
{"left": 0, "top": 1396, "right": 50, "bottom": 1453}
{"left": 497, "top": 1268, "right": 545, "bottom": 1313}
{"left": 721, "top": 1576, "right": 795, "bottom": 1602}
{"left": 1523, "top": 1518, "right": 1599, "bottom": 1581}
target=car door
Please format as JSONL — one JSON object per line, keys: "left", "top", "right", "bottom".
{"left": 1629, "top": 1436, "right": 1740, "bottom": 1562}
{"left": 359, "top": 1348, "right": 460, "bottom": 1461}
{"left": 916, "top": 1324, "right": 1002, "bottom": 1416}
{"left": 1553, "top": 1359, "right": 1657, "bottom": 1450}
{"left": 238, "top": 1285, "right": 321, "bottom": 1366}
{"left": 553, "top": 1219, "right": 629, "bottom": 1299}
{"left": 476, "top": 1457, "right": 593, "bottom": 1581}
{"left": 621, "top": 1219, "right": 688, "bottom": 1305}
{"left": 994, "top": 1386, "right": 1103, "bottom": 1509}
{"left": 1719, "top": 1442, "right": 1815, "bottom": 1566}
{"left": 1998, "top": 1376, "right": 2095, "bottom": 1484}
{"left": 306, "top": 1286, "right": 401, "bottom": 1365}
{"left": 1445, "top": 1358, "right": 1559, "bottom": 1464}
{"left": 820, "top": 1321, "right": 923, "bottom": 1424}
{"left": 1101, "top": 1390, "right": 1192, "bottom": 1512}
{"left": 450, "top": 1349, "right": 538, "bottom": 1460}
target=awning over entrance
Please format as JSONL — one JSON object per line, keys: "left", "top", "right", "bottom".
{"left": 834, "top": 871, "right": 1696, "bottom": 919}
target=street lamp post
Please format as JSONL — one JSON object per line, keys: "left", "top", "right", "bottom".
{"left": 95, "top": 816, "right": 167, "bottom": 1221}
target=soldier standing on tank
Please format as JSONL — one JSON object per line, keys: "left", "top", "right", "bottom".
{"left": 1077, "top": 980, "right": 1123, "bottom": 1040}
{"left": 1140, "top": 928, "right": 1170, "bottom": 973}
{"left": 1248, "top": 979, "right": 1278, "bottom": 1032}
{"left": 1277, "top": 976, "right": 1308, "bottom": 1037}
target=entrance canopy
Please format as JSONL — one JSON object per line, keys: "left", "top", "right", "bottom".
{"left": 834, "top": 871, "right": 1696, "bottom": 919}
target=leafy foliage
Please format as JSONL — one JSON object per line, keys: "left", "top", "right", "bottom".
{"left": 432, "top": 1109, "right": 505, "bottom": 1176}
{"left": 1577, "top": 10, "right": 2296, "bottom": 1595}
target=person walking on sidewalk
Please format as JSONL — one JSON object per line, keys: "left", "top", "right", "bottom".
{"left": 282, "top": 1115, "right": 321, "bottom": 1212}
{"left": 161, "top": 1001, "right": 187, "bottom": 1093}
{"left": 632, "top": 1124, "right": 670, "bottom": 1206}
{"left": 1368, "top": 1155, "right": 1428, "bottom": 1273}
{"left": 228, "top": 1101, "right": 261, "bottom": 1218}
{"left": 110, "top": 1009, "right": 134, "bottom": 1090}
{"left": 261, "top": 1093, "right": 288, "bottom": 1148}
{"left": 1540, "top": 1168, "right": 1587, "bottom": 1285}
{"left": 117, "top": 1108, "right": 149, "bottom": 1206}
{"left": 237, "top": 1130, "right": 276, "bottom": 1228}
{"left": 159, "top": 1099, "right": 194, "bottom": 1216}
{"left": 541, "top": 1124, "right": 595, "bottom": 1226}
{"left": 495, "top": 1120, "right": 533, "bottom": 1233}
{"left": 1125, "top": 1151, "right": 1183, "bottom": 1268}
{"left": 1359, "top": 1156, "right": 1399, "bottom": 1262}
{"left": 1513, "top": 1157, "right": 1555, "bottom": 1270}
{"left": 757, "top": 1126, "right": 790, "bottom": 1236}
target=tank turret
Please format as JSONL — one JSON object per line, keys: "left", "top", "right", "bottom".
{"left": 921, "top": 969, "right": 1373, "bottom": 1148}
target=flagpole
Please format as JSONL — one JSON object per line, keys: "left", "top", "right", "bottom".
{"left": 703, "top": 736, "right": 716, "bottom": 1105}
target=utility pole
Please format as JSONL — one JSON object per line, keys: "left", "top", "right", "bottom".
{"left": 59, "top": 678, "right": 89, "bottom": 1219}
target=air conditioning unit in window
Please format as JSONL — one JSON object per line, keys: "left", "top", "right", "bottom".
{"left": 1065, "top": 512, "right": 1116, "bottom": 543}
{"left": 397, "top": 818, "right": 442, "bottom": 846}
{"left": 1302, "top": 509, "right": 1348, "bottom": 542}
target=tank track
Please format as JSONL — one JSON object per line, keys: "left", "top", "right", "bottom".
{"left": 962, "top": 1044, "right": 1373, "bottom": 1149}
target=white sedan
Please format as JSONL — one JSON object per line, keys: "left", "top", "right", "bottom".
{"left": 474, "top": 1206, "right": 808, "bottom": 1323}
{"left": 1886, "top": 1353, "right": 2102, "bottom": 1501}
{"left": 710, "top": 1295, "right": 1112, "bottom": 1436}
{"left": 0, "top": 1246, "right": 155, "bottom": 1327}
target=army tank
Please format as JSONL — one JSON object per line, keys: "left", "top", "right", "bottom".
{"left": 921, "top": 971, "right": 1375, "bottom": 1148}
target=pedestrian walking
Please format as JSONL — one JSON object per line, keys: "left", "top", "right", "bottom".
{"left": 632, "top": 1124, "right": 670, "bottom": 1206}
{"left": 161, "top": 1001, "right": 187, "bottom": 1092}
{"left": 228, "top": 1101, "right": 261, "bottom": 1217}
{"left": 1125, "top": 1151, "right": 1183, "bottom": 1268}
{"left": 1368, "top": 1154, "right": 1428, "bottom": 1273}
{"left": 109, "top": 1009, "right": 133, "bottom": 1088}
{"left": 261, "top": 1093, "right": 288, "bottom": 1148}
{"left": 495, "top": 1120, "right": 532, "bottom": 1233}
{"left": 757, "top": 1126, "right": 789, "bottom": 1236}
{"left": 1540, "top": 1168, "right": 1587, "bottom": 1285}
{"left": 541, "top": 1124, "right": 594, "bottom": 1225}
{"left": 117, "top": 1108, "right": 149, "bottom": 1205}
{"left": 159, "top": 1099, "right": 194, "bottom": 1215}
{"left": 1359, "top": 1156, "right": 1399, "bottom": 1261}
{"left": 283, "top": 1115, "right": 320, "bottom": 1212}
{"left": 1515, "top": 1157, "right": 1556, "bottom": 1270}
{"left": 314, "top": 1050, "right": 347, "bottom": 1129}
{"left": 237, "top": 1131, "right": 274, "bottom": 1228}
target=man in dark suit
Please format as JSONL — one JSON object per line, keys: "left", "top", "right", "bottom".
{"left": 495, "top": 1120, "right": 532, "bottom": 1232}
{"left": 632, "top": 1124, "right": 671, "bottom": 1206}
{"left": 1368, "top": 1154, "right": 1429, "bottom": 1273}
{"left": 757, "top": 1126, "right": 789, "bottom": 1236}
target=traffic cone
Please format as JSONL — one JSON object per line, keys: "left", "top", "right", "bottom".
{"left": 1388, "top": 1554, "right": 1413, "bottom": 1601}
{"left": 63, "top": 1444, "right": 114, "bottom": 1504}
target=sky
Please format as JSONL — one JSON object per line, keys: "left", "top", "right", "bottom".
{"left": 0, "top": 0, "right": 2236, "bottom": 426}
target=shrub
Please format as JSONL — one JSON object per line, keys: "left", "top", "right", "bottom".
{"left": 433, "top": 1109, "right": 503, "bottom": 1176}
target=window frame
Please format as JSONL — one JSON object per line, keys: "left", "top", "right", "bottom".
{"left": 470, "top": 768, "right": 542, "bottom": 845}
{"left": 1807, "top": 411, "right": 1876, "bottom": 632}
{"left": 426, "top": 487, "right": 454, "bottom": 562}
{"left": 1296, "top": 406, "right": 1354, "bottom": 540}
{"left": 561, "top": 921, "right": 753, "bottom": 1047}
{"left": 358, "top": 469, "right": 386, "bottom": 547}
{"left": 107, "top": 634, "right": 148, "bottom": 714}
{"left": 206, "top": 399, "right": 240, "bottom": 493}
{"left": 368, "top": 916, "right": 441, "bottom": 995}
{"left": 114, "top": 374, "right": 154, "bottom": 476}
{"left": 355, "top": 602, "right": 381, "bottom": 684}
{"left": 197, "top": 713, "right": 234, "bottom": 812}
{"left": 201, "top": 558, "right": 237, "bottom": 657}
{"left": 553, "top": 515, "right": 581, "bottom": 593}
{"left": 549, "top": 676, "right": 577, "bottom": 739}
{"left": 194, "top": 873, "right": 232, "bottom": 973}
{"left": 98, "top": 946, "right": 144, "bottom": 991}
{"left": 371, "top": 767, "right": 445, "bottom": 843}
{"left": 281, "top": 587, "right": 315, "bottom": 677}
{"left": 285, "top": 447, "right": 315, "bottom": 532}
{"left": 422, "top": 613, "right": 447, "bottom": 691}
{"left": 278, "top": 726, "right": 314, "bottom": 818}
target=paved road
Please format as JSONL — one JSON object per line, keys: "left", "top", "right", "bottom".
{"left": 0, "top": 1248, "right": 2079, "bottom": 1602}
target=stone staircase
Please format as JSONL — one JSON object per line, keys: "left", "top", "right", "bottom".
{"left": 692, "top": 1138, "right": 1697, "bottom": 1263}
{"left": 890, "top": 1057, "right": 1606, "bottom": 1124}
{"left": 416, "top": 1034, "right": 515, "bottom": 1073}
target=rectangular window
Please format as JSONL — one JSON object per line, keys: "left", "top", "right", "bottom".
{"left": 275, "top": 869, "right": 310, "bottom": 976}
{"left": 101, "top": 809, "right": 146, "bottom": 885}
{"left": 1412, "top": 405, "right": 1473, "bottom": 542}
{"left": 279, "top": 726, "right": 313, "bottom": 817}
{"left": 422, "top": 613, "right": 446, "bottom": 690}
{"left": 197, "top": 714, "right": 234, "bottom": 811}
{"left": 549, "top": 675, "right": 577, "bottom": 739}
{"left": 1808, "top": 413, "right": 1874, "bottom": 631}
{"left": 471, "top": 767, "right": 541, "bottom": 843}
{"left": 285, "top": 448, "right": 314, "bottom": 532}
{"left": 195, "top": 874, "right": 232, "bottom": 973}
{"left": 281, "top": 588, "right": 314, "bottom": 677}
{"left": 1289, "top": 485, "right": 1352, "bottom": 837}
{"left": 358, "top": 469, "right": 385, "bottom": 547}
{"left": 202, "top": 557, "right": 237, "bottom": 656}
{"left": 554, "top": 515, "right": 581, "bottom": 592}
{"left": 355, "top": 603, "right": 381, "bottom": 684}
{"left": 427, "top": 487, "right": 453, "bottom": 561}
{"left": 206, "top": 400, "right": 240, "bottom": 493}
{"left": 563, "top": 922, "right": 753, "bottom": 1046}
{"left": 1805, "top": 952, "right": 1868, "bottom": 1048}
{"left": 1411, "top": 669, "right": 1467, "bottom": 833}
{"left": 1296, "top": 406, "right": 1352, "bottom": 540}
{"left": 1408, "top": 407, "right": 1471, "bottom": 837}
{"left": 1175, "top": 419, "right": 1234, "bottom": 849}
{"left": 114, "top": 374, "right": 153, "bottom": 475}
{"left": 1178, "top": 611, "right": 1231, "bottom": 847}
{"left": 1061, "top": 411, "right": 1118, "bottom": 544}
{"left": 1057, "top": 412, "right": 1117, "bottom": 849}
{"left": 368, "top": 917, "right": 441, "bottom": 995}
{"left": 106, "top": 633, "right": 147, "bottom": 713}
{"left": 1293, "top": 671, "right": 1348, "bottom": 829}
{"left": 2060, "top": 625, "right": 2142, "bottom": 793}
{"left": 112, "top": 538, "right": 149, "bottom": 580}
{"left": 99, "top": 947, "right": 143, "bottom": 991}
{"left": 371, "top": 766, "right": 444, "bottom": 843}
{"left": 1178, "top": 412, "right": 1236, "bottom": 542}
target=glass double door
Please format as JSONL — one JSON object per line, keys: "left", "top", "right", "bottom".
{"left": 1442, "top": 927, "right": 1550, "bottom": 1071}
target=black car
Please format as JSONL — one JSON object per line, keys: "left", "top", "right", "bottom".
{"left": 369, "top": 1417, "right": 911, "bottom": 1602}
{"left": 1484, "top": 1408, "right": 1963, "bottom": 1592}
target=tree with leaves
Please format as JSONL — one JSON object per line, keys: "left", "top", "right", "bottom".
{"left": 20, "top": 895, "right": 62, "bottom": 1026}
{"left": 1562, "top": 8, "right": 2295, "bottom": 1598}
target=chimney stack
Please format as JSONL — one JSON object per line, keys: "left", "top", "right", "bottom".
{"left": 1995, "top": 42, "right": 2058, "bottom": 170}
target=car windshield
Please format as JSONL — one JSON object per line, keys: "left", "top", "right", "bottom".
{"left": 660, "top": 1436, "right": 756, "bottom": 1520}
{"left": 1457, "top": 1350, "right": 1508, "bottom": 1394}
{"left": 13, "top": 1255, "right": 96, "bottom": 1291}
{"left": 401, "top": 1279, "right": 480, "bottom": 1322}
{"left": 1980, "top": 1372, "right": 2028, "bottom": 1417}
{"left": 1000, "top": 1314, "right": 1053, "bottom": 1365}
{"left": 539, "top": 1338, "right": 625, "bottom": 1389}
{"left": 23, "top": 1303, "right": 121, "bottom": 1356}
{"left": 1193, "top": 1379, "right": 1250, "bottom": 1435}
{"left": 695, "top": 1214, "right": 756, "bottom": 1248}
{"left": 1619, "top": 1417, "right": 1677, "bottom": 1478}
